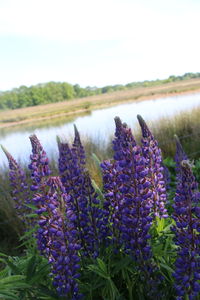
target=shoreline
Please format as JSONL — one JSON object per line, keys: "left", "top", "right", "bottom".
{"left": 1, "top": 82, "right": 200, "bottom": 130}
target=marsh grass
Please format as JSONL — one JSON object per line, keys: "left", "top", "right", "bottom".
{"left": 149, "top": 107, "right": 200, "bottom": 158}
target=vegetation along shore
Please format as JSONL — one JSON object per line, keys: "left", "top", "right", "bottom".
{"left": 1, "top": 73, "right": 200, "bottom": 129}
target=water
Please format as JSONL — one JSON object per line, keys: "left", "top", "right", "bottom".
{"left": 1, "top": 92, "right": 200, "bottom": 167}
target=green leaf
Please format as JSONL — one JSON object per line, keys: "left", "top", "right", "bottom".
{"left": 19, "top": 226, "right": 38, "bottom": 241}
{"left": 0, "top": 275, "right": 26, "bottom": 284}
{"left": 159, "top": 262, "right": 174, "bottom": 274}
{"left": 0, "top": 252, "right": 8, "bottom": 258}
{"left": 113, "top": 256, "right": 132, "bottom": 275}
{"left": 87, "top": 264, "right": 109, "bottom": 279}
{"left": 97, "top": 258, "right": 107, "bottom": 273}
{"left": 3, "top": 260, "right": 20, "bottom": 275}
{"left": 26, "top": 213, "right": 38, "bottom": 218}
{"left": 25, "top": 255, "right": 37, "bottom": 282}
{"left": 0, "top": 291, "right": 20, "bottom": 300}
{"left": 0, "top": 267, "right": 9, "bottom": 279}
{"left": 91, "top": 179, "right": 104, "bottom": 204}
{"left": 24, "top": 204, "right": 37, "bottom": 210}
{"left": 0, "top": 275, "right": 31, "bottom": 290}
{"left": 36, "top": 284, "right": 59, "bottom": 299}
{"left": 28, "top": 262, "right": 50, "bottom": 285}
{"left": 92, "top": 153, "right": 101, "bottom": 167}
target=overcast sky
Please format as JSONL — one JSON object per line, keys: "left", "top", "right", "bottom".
{"left": 0, "top": 0, "right": 200, "bottom": 90}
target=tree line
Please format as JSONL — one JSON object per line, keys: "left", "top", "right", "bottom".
{"left": 0, "top": 72, "right": 199, "bottom": 110}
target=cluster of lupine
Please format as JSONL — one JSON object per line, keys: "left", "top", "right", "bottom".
{"left": 58, "top": 127, "right": 108, "bottom": 257}
{"left": 101, "top": 116, "right": 164, "bottom": 297}
{"left": 35, "top": 176, "right": 81, "bottom": 298}
{"left": 172, "top": 138, "right": 200, "bottom": 299}
{"left": 2, "top": 115, "right": 200, "bottom": 299}
{"left": 1, "top": 145, "right": 31, "bottom": 224}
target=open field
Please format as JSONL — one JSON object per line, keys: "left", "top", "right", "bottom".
{"left": 1, "top": 78, "right": 200, "bottom": 129}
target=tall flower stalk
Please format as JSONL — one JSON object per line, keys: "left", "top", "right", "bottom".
{"left": 29, "top": 134, "right": 51, "bottom": 192}
{"left": 101, "top": 159, "right": 123, "bottom": 247}
{"left": 1, "top": 146, "right": 30, "bottom": 223}
{"left": 101, "top": 117, "right": 162, "bottom": 298}
{"left": 58, "top": 127, "right": 105, "bottom": 257}
{"left": 34, "top": 176, "right": 81, "bottom": 299}
{"left": 172, "top": 160, "right": 200, "bottom": 299}
{"left": 112, "top": 117, "right": 153, "bottom": 258}
{"left": 137, "top": 115, "right": 168, "bottom": 218}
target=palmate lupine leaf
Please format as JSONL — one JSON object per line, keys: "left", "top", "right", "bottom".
{"left": 0, "top": 291, "right": 20, "bottom": 300}
{"left": 88, "top": 258, "right": 121, "bottom": 300}
{"left": 0, "top": 275, "right": 30, "bottom": 289}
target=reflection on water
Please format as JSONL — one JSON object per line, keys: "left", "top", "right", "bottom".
{"left": 1, "top": 92, "right": 200, "bottom": 167}
{"left": 0, "top": 110, "right": 92, "bottom": 138}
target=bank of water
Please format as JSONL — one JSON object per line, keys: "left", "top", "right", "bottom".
{"left": 1, "top": 92, "right": 200, "bottom": 167}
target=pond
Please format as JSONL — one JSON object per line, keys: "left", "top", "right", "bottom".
{"left": 1, "top": 92, "right": 200, "bottom": 167}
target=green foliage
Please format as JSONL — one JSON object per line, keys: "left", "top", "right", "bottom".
{"left": 0, "top": 250, "right": 59, "bottom": 300}
{"left": 0, "top": 215, "right": 178, "bottom": 300}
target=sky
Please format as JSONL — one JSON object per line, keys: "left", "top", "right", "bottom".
{"left": 0, "top": 0, "right": 200, "bottom": 91}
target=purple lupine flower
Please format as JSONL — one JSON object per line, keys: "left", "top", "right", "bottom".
{"left": 113, "top": 116, "right": 137, "bottom": 161}
{"left": 163, "top": 163, "right": 171, "bottom": 191}
{"left": 58, "top": 127, "right": 106, "bottom": 257}
{"left": 101, "top": 117, "right": 154, "bottom": 258}
{"left": 112, "top": 118, "right": 153, "bottom": 259}
{"left": 35, "top": 176, "right": 81, "bottom": 299}
{"left": 1, "top": 146, "right": 30, "bottom": 222}
{"left": 57, "top": 138, "right": 74, "bottom": 194}
{"left": 172, "top": 160, "right": 200, "bottom": 299}
{"left": 137, "top": 115, "right": 168, "bottom": 218}
{"left": 80, "top": 170, "right": 109, "bottom": 256}
{"left": 29, "top": 134, "right": 51, "bottom": 191}
{"left": 102, "top": 117, "right": 162, "bottom": 298}
{"left": 101, "top": 159, "right": 124, "bottom": 248}
{"left": 72, "top": 125, "right": 86, "bottom": 168}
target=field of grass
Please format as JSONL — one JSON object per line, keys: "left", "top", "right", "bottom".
{"left": 1, "top": 77, "right": 200, "bottom": 129}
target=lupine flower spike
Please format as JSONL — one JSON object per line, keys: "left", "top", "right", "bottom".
{"left": 1, "top": 145, "right": 30, "bottom": 223}
{"left": 34, "top": 176, "right": 82, "bottom": 299}
{"left": 172, "top": 160, "right": 200, "bottom": 299}
{"left": 72, "top": 124, "right": 86, "bottom": 168}
{"left": 137, "top": 115, "right": 168, "bottom": 218}
{"left": 58, "top": 127, "right": 107, "bottom": 257}
{"left": 112, "top": 117, "right": 153, "bottom": 258}
{"left": 29, "top": 134, "right": 51, "bottom": 192}
{"left": 102, "top": 117, "right": 162, "bottom": 298}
